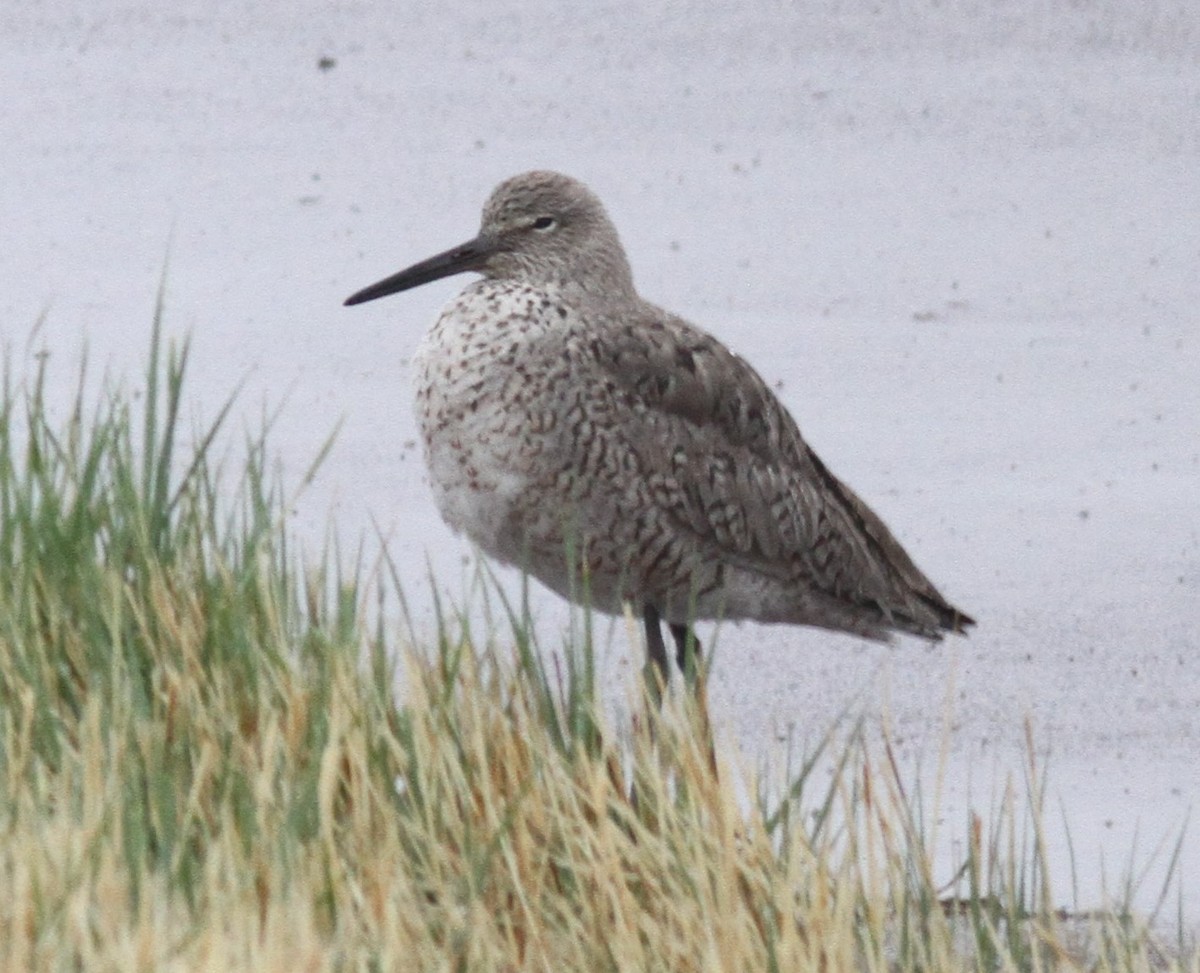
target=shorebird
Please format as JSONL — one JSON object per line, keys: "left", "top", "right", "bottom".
{"left": 345, "top": 171, "right": 973, "bottom": 687}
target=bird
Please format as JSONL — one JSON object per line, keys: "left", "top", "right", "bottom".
{"left": 344, "top": 170, "right": 973, "bottom": 688}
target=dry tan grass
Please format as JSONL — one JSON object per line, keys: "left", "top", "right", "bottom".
{"left": 0, "top": 321, "right": 1192, "bottom": 972}
{"left": 2, "top": 584, "right": 1191, "bottom": 971}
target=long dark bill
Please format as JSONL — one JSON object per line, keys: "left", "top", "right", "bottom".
{"left": 343, "top": 236, "right": 490, "bottom": 306}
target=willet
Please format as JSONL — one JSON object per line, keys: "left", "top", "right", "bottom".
{"left": 345, "top": 171, "right": 973, "bottom": 686}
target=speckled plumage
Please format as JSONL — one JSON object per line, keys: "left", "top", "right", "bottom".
{"left": 346, "top": 171, "right": 973, "bottom": 676}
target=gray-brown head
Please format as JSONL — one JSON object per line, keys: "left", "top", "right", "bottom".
{"left": 344, "top": 171, "right": 635, "bottom": 307}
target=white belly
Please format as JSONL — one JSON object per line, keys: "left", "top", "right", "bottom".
{"left": 421, "top": 416, "right": 530, "bottom": 551}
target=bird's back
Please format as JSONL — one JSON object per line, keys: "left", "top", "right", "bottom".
{"left": 581, "top": 298, "right": 972, "bottom": 639}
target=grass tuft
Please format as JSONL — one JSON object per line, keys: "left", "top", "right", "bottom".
{"left": 0, "top": 317, "right": 1193, "bottom": 971}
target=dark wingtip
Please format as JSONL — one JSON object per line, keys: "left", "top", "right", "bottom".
{"left": 947, "top": 606, "right": 976, "bottom": 635}
{"left": 913, "top": 592, "right": 975, "bottom": 638}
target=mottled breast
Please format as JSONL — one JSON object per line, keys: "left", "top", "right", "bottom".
{"left": 410, "top": 279, "right": 570, "bottom": 558}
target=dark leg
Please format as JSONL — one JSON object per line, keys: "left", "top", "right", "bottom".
{"left": 669, "top": 623, "right": 702, "bottom": 683}
{"left": 632, "top": 605, "right": 672, "bottom": 813}
{"left": 633, "top": 611, "right": 717, "bottom": 806}
{"left": 642, "top": 605, "right": 670, "bottom": 690}
{"left": 669, "top": 621, "right": 717, "bottom": 776}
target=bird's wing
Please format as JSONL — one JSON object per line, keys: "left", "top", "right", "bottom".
{"left": 582, "top": 306, "right": 970, "bottom": 636}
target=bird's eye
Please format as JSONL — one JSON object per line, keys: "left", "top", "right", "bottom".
{"left": 532, "top": 216, "right": 557, "bottom": 231}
